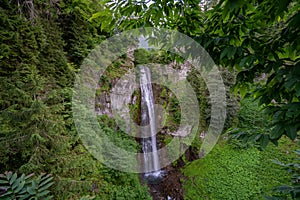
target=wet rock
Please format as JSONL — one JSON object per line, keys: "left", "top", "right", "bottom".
{"left": 146, "top": 167, "right": 184, "bottom": 200}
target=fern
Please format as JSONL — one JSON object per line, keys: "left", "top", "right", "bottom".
{"left": 0, "top": 172, "right": 53, "bottom": 200}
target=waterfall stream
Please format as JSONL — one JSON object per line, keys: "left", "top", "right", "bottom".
{"left": 139, "top": 66, "right": 161, "bottom": 178}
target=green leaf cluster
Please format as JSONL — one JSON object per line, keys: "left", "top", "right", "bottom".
{"left": 267, "top": 150, "right": 300, "bottom": 200}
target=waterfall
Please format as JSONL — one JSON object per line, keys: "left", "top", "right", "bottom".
{"left": 139, "top": 66, "right": 161, "bottom": 177}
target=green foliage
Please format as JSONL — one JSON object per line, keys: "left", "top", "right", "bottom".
{"left": 48, "top": 115, "right": 150, "bottom": 199}
{"left": 186, "top": 68, "right": 209, "bottom": 134}
{"left": 183, "top": 144, "right": 262, "bottom": 200}
{"left": 163, "top": 95, "right": 181, "bottom": 132}
{"left": 267, "top": 150, "right": 300, "bottom": 200}
{"left": 226, "top": 97, "right": 274, "bottom": 149}
{"left": 226, "top": 97, "right": 300, "bottom": 199}
{"left": 258, "top": 139, "right": 298, "bottom": 198}
{"left": 52, "top": 171, "right": 151, "bottom": 200}
{"left": 59, "top": 0, "right": 108, "bottom": 66}
{"left": 0, "top": 172, "right": 53, "bottom": 200}
{"left": 95, "top": 183, "right": 152, "bottom": 200}
{"left": 134, "top": 49, "right": 172, "bottom": 65}
{"left": 237, "top": 98, "right": 269, "bottom": 129}
{"left": 134, "top": 49, "right": 154, "bottom": 65}
{"left": 97, "top": 115, "right": 139, "bottom": 153}
{"left": 0, "top": 1, "right": 75, "bottom": 173}
{"left": 182, "top": 140, "right": 297, "bottom": 200}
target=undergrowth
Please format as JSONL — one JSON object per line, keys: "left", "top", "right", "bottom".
{"left": 182, "top": 139, "right": 297, "bottom": 200}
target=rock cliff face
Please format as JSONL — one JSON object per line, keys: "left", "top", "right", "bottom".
{"left": 95, "top": 49, "right": 135, "bottom": 118}
{"left": 95, "top": 59, "right": 195, "bottom": 137}
{"left": 95, "top": 92, "right": 113, "bottom": 117}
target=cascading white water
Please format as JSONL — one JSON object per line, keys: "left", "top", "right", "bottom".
{"left": 140, "top": 66, "right": 161, "bottom": 177}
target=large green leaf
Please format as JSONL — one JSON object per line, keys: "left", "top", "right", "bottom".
{"left": 270, "top": 124, "right": 285, "bottom": 140}
{"left": 286, "top": 125, "right": 297, "bottom": 140}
